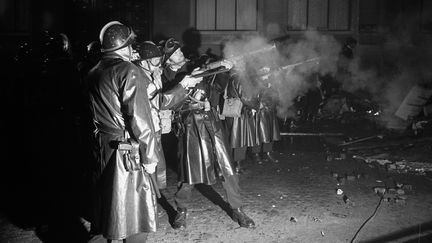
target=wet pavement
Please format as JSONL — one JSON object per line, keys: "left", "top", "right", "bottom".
{"left": 144, "top": 137, "right": 432, "bottom": 242}
{"left": 1, "top": 136, "right": 432, "bottom": 243}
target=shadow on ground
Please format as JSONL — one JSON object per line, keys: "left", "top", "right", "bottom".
{"left": 362, "top": 221, "right": 432, "bottom": 243}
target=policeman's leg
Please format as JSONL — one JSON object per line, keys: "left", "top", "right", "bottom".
{"left": 262, "top": 142, "right": 278, "bottom": 162}
{"left": 233, "top": 147, "right": 247, "bottom": 174}
{"left": 222, "top": 175, "right": 255, "bottom": 228}
{"left": 173, "top": 182, "right": 194, "bottom": 229}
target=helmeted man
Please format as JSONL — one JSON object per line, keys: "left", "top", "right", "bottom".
{"left": 160, "top": 38, "right": 192, "bottom": 91}
{"left": 86, "top": 21, "right": 160, "bottom": 242}
{"left": 224, "top": 73, "right": 260, "bottom": 173}
{"left": 251, "top": 81, "right": 281, "bottom": 162}
{"left": 160, "top": 38, "right": 255, "bottom": 230}
{"left": 134, "top": 41, "right": 202, "bottom": 190}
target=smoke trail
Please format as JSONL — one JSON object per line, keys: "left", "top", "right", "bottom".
{"left": 222, "top": 31, "right": 342, "bottom": 118}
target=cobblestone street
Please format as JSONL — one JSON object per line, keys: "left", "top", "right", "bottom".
{"left": 2, "top": 137, "right": 432, "bottom": 243}
{"left": 146, "top": 137, "right": 432, "bottom": 242}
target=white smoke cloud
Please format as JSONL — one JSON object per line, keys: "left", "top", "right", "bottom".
{"left": 338, "top": 12, "right": 432, "bottom": 129}
{"left": 222, "top": 31, "right": 342, "bottom": 119}
{"left": 221, "top": 14, "right": 432, "bottom": 131}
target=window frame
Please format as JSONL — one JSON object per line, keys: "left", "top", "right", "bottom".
{"left": 286, "top": 0, "right": 352, "bottom": 32}
{"left": 194, "top": 0, "right": 258, "bottom": 31}
{"left": 0, "top": 0, "right": 31, "bottom": 35}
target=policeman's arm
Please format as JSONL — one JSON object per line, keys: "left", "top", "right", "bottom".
{"left": 159, "top": 84, "right": 188, "bottom": 110}
{"left": 159, "top": 74, "right": 202, "bottom": 110}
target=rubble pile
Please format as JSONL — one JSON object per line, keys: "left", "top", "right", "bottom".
{"left": 373, "top": 182, "right": 413, "bottom": 204}
{"left": 344, "top": 135, "right": 432, "bottom": 176}
{"left": 281, "top": 82, "right": 432, "bottom": 137}
{"left": 305, "top": 84, "right": 432, "bottom": 177}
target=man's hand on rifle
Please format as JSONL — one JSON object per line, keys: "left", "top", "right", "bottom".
{"left": 143, "top": 162, "right": 157, "bottom": 174}
{"left": 180, "top": 68, "right": 203, "bottom": 89}
{"left": 191, "top": 67, "right": 205, "bottom": 76}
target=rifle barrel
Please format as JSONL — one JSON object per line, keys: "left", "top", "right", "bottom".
{"left": 191, "top": 68, "right": 230, "bottom": 78}
{"left": 204, "top": 43, "right": 277, "bottom": 70}
{"left": 281, "top": 57, "right": 320, "bottom": 70}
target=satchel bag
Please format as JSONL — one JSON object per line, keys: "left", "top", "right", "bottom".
{"left": 222, "top": 82, "right": 243, "bottom": 118}
{"left": 159, "top": 110, "right": 173, "bottom": 134}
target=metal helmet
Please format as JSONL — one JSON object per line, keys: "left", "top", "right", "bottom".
{"left": 87, "top": 41, "right": 101, "bottom": 55}
{"left": 159, "top": 38, "right": 181, "bottom": 64}
{"left": 99, "top": 21, "right": 136, "bottom": 53}
{"left": 135, "top": 41, "right": 162, "bottom": 60}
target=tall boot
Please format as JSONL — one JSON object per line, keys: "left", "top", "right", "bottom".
{"left": 265, "top": 152, "right": 278, "bottom": 163}
{"left": 172, "top": 208, "right": 187, "bottom": 230}
{"left": 231, "top": 207, "right": 255, "bottom": 228}
{"left": 250, "top": 153, "right": 262, "bottom": 163}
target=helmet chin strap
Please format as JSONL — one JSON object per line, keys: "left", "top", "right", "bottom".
{"left": 140, "top": 60, "right": 152, "bottom": 72}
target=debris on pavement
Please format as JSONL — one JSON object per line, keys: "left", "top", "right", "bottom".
{"left": 337, "top": 176, "right": 346, "bottom": 185}
{"left": 354, "top": 154, "right": 432, "bottom": 175}
{"left": 352, "top": 155, "right": 392, "bottom": 166}
{"left": 338, "top": 134, "right": 384, "bottom": 147}
{"left": 373, "top": 187, "right": 386, "bottom": 195}
{"left": 372, "top": 182, "right": 413, "bottom": 204}
{"left": 312, "top": 216, "right": 321, "bottom": 222}
{"left": 343, "top": 195, "right": 355, "bottom": 206}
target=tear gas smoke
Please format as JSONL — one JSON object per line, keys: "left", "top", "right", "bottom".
{"left": 223, "top": 31, "right": 341, "bottom": 119}
{"left": 341, "top": 12, "right": 432, "bottom": 129}
{"left": 222, "top": 14, "right": 432, "bottom": 130}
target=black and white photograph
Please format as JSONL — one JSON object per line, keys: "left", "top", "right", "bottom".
{"left": 1, "top": 0, "right": 432, "bottom": 242}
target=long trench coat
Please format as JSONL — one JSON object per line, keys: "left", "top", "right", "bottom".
{"left": 87, "top": 53, "right": 160, "bottom": 240}
{"left": 177, "top": 75, "right": 235, "bottom": 185}
{"left": 143, "top": 69, "right": 188, "bottom": 189}
{"left": 224, "top": 77, "right": 260, "bottom": 149}
{"left": 256, "top": 87, "right": 281, "bottom": 144}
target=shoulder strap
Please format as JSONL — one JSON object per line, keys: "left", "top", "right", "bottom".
{"left": 230, "top": 79, "right": 240, "bottom": 98}
{"left": 224, "top": 80, "right": 228, "bottom": 99}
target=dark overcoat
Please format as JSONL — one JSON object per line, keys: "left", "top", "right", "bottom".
{"left": 177, "top": 75, "right": 235, "bottom": 185}
{"left": 224, "top": 77, "right": 259, "bottom": 149}
{"left": 144, "top": 68, "right": 188, "bottom": 189}
{"left": 87, "top": 53, "right": 159, "bottom": 240}
{"left": 255, "top": 87, "right": 281, "bottom": 144}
